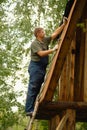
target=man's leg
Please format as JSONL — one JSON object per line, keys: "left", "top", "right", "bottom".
{"left": 25, "top": 65, "right": 45, "bottom": 113}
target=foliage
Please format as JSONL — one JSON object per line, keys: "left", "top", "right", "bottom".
{"left": 0, "top": 0, "right": 6, "bottom": 4}
{"left": 76, "top": 122, "right": 87, "bottom": 130}
{"left": 32, "top": 120, "right": 48, "bottom": 130}
{"left": 0, "top": 1, "right": 26, "bottom": 129}
{"left": 38, "top": 120, "right": 48, "bottom": 130}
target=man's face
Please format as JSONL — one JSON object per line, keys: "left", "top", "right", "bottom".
{"left": 38, "top": 29, "right": 45, "bottom": 38}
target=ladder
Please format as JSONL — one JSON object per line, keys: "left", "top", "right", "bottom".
{"left": 24, "top": 96, "right": 39, "bottom": 130}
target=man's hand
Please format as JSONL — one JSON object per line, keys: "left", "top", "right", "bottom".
{"left": 52, "top": 44, "right": 58, "bottom": 51}
{"left": 51, "top": 17, "right": 68, "bottom": 40}
{"left": 63, "top": 17, "right": 68, "bottom": 25}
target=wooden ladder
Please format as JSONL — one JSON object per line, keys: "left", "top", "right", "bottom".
{"left": 24, "top": 96, "right": 39, "bottom": 130}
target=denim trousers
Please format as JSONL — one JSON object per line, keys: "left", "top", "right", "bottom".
{"left": 25, "top": 60, "right": 46, "bottom": 112}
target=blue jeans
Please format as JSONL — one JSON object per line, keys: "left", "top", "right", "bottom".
{"left": 25, "top": 60, "right": 46, "bottom": 112}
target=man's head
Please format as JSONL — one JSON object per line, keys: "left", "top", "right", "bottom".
{"left": 34, "top": 27, "right": 45, "bottom": 39}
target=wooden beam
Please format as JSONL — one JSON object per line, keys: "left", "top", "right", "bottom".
{"left": 56, "top": 109, "right": 75, "bottom": 130}
{"left": 40, "top": 101, "right": 87, "bottom": 111}
{"left": 35, "top": 101, "right": 87, "bottom": 121}
{"left": 39, "top": 0, "right": 87, "bottom": 103}
{"left": 56, "top": 113, "right": 69, "bottom": 130}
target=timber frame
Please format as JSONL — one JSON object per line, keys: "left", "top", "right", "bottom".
{"left": 34, "top": 0, "right": 87, "bottom": 130}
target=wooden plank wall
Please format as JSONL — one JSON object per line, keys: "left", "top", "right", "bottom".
{"left": 59, "top": 38, "right": 75, "bottom": 102}
{"left": 57, "top": 37, "right": 76, "bottom": 130}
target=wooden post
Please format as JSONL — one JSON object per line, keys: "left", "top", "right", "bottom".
{"left": 84, "top": 19, "right": 87, "bottom": 101}
{"left": 49, "top": 116, "right": 60, "bottom": 130}
{"left": 56, "top": 113, "right": 69, "bottom": 130}
{"left": 55, "top": 110, "right": 75, "bottom": 130}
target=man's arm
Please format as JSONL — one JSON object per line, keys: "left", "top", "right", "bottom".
{"left": 37, "top": 44, "right": 58, "bottom": 57}
{"left": 51, "top": 17, "right": 68, "bottom": 40}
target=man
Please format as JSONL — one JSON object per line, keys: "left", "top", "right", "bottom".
{"left": 25, "top": 17, "right": 67, "bottom": 116}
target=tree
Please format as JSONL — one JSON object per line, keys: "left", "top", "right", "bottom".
{"left": 0, "top": 1, "right": 26, "bottom": 129}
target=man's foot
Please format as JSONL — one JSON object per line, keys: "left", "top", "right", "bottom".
{"left": 26, "top": 111, "right": 33, "bottom": 117}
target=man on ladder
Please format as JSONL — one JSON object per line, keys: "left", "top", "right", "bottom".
{"left": 25, "top": 0, "right": 74, "bottom": 129}
{"left": 25, "top": 19, "right": 67, "bottom": 117}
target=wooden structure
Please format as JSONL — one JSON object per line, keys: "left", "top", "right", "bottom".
{"left": 34, "top": 0, "right": 87, "bottom": 129}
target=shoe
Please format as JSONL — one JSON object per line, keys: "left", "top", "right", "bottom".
{"left": 26, "top": 111, "right": 33, "bottom": 117}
